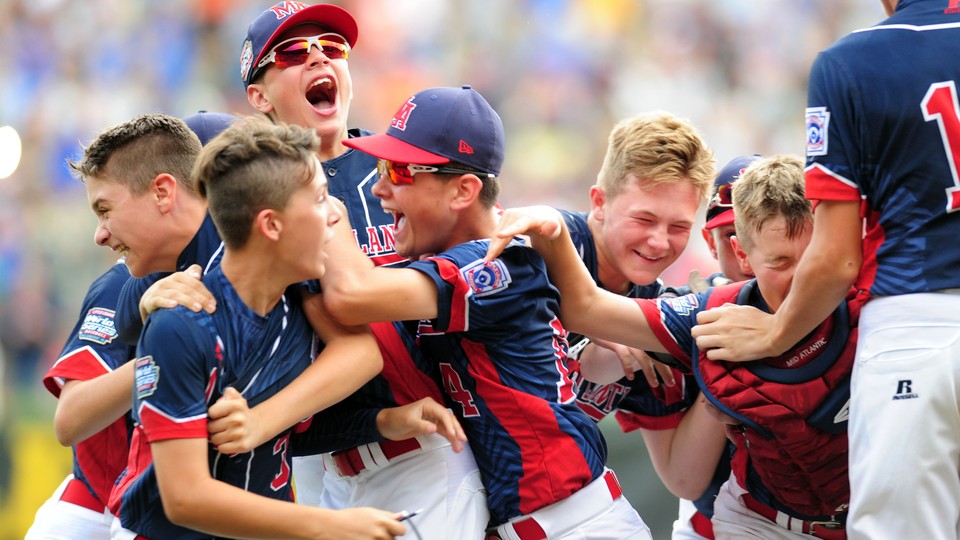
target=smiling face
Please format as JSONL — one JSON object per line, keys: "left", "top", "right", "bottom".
{"left": 590, "top": 175, "right": 701, "bottom": 292}
{"left": 733, "top": 215, "right": 812, "bottom": 312}
{"left": 370, "top": 167, "right": 459, "bottom": 259}
{"left": 86, "top": 175, "right": 178, "bottom": 277}
{"left": 248, "top": 23, "right": 353, "bottom": 152}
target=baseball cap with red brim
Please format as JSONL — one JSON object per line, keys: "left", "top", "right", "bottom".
{"left": 343, "top": 85, "right": 505, "bottom": 176}
{"left": 704, "top": 154, "right": 762, "bottom": 230}
{"left": 240, "top": 2, "right": 358, "bottom": 88}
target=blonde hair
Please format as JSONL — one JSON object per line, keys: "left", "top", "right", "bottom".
{"left": 596, "top": 111, "right": 715, "bottom": 201}
{"left": 732, "top": 154, "right": 811, "bottom": 251}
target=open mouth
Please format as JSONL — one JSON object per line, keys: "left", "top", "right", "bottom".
{"left": 306, "top": 77, "right": 336, "bottom": 112}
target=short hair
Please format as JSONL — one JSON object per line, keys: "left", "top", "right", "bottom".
{"left": 193, "top": 116, "right": 320, "bottom": 249}
{"left": 596, "top": 112, "right": 715, "bottom": 201}
{"left": 732, "top": 154, "right": 811, "bottom": 251}
{"left": 68, "top": 114, "right": 202, "bottom": 196}
{"left": 443, "top": 161, "right": 501, "bottom": 208}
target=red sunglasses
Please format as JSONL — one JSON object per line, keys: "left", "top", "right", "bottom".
{"left": 256, "top": 33, "right": 350, "bottom": 74}
{"left": 378, "top": 160, "right": 493, "bottom": 185}
{"left": 707, "top": 182, "right": 734, "bottom": 211}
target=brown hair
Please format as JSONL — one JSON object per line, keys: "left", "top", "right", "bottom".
{"left": 193, "top": 116, "right": 320, "bottom": 249}
{"left": 68, "top": 114, "right": 202, "bottom": 196}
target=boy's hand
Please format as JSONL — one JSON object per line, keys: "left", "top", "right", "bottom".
{"left": 139, "top": 264, "right": 215, "bottom": 321}
{"left": 208, "top": 387, "right": 264, "bottom": 454}
{"left": 485, "top": 206, "right": 564, "bottom": 262}
{"left": 376, "top": 397, "right": 467, "bottom": 453}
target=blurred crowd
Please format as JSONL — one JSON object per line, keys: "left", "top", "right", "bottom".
{"left": 0, "top": 0, "right": 882, "bottom": 536}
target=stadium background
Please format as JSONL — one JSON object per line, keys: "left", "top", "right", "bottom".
{"left": 0, "top": 0, "right": 881, "bottom": 537}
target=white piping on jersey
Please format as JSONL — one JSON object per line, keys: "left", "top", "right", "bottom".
{"left": 137, "top": 401, "right": 206, "bottom": 424}
{"left": 853, "top": 21, "right": 960, "bottom": 34}
{"left": 239, "top": 295, "right": 289, "bottom": 395}
{"left": 355, "top": 167, "right": 379, "bottom": 227}
{"left": 204, "top": 242, "right": 225, "bottom": 275}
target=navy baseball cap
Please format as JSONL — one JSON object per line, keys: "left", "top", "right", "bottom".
{"left": 240, "top": 2, "right": 358, "bottom": 88}
{"left": 343, "top": 85, "right": 505, "bottom": 176}
{"left": 183, "top": 111, "right": 238, "bottom": 146}
{"left": 704, "top": 154, "right": 762, "bottom": 230}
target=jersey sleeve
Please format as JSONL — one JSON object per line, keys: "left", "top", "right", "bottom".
{"left": 43, "top": 264, "right": 136, "bottom": 397}
{"left": 133, "top": 308, "right": 214, "bottom": 442}
{"left": 804, "top": 51, "right": 863, "bottom": 202}
{"left": 411, "top": 243, "right": 547, "bottom": 335}
{"left": 633, "top": 292, "right": 704, "bottom": 368}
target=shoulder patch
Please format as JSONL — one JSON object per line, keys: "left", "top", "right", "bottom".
{"left": 461, "top": 259, "right": 512, "bottom": 297}
{"left": 805, "top": 106, "right": 830, "bottom": 157}
{"left": 78, "top": 307, "right": 118, "bottom": 345}
{"left": 135, "top": 356, "right": 160, "bottom": 399}
{"left": 660, "top": 295, "right": 699, "bottom": 317}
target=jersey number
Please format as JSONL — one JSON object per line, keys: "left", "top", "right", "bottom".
{"left": 921, "top": 81, "right": 960, "bottom": 213}
{"left": 270, "top": 434, "right": 291, "bottom": 491}
{"left": 439, "top": 363, "right": 480, "bottom": 417}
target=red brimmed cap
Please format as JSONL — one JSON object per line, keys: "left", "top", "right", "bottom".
{"left": 343, "top": 85, "right": 505, "bottom": 176}
{"left": 704, "top": 154, "right": 762, "bottom": 230}
{"left": 240, "top": 2, "right": 358, "bottom": 88}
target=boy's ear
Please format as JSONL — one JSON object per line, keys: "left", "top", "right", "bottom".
{"left": 730, "top": 235, "right": 752, "bottom": 275}
{"left": 449, "top": 174, "right": 484, "bottom": 210}
{"left": 588, "top": 185, "right": 606, "bottom": 221}
{"left": 256, "top": 208, "right": 282, "bottom": 241}
{"left": 153, "top": 173, "right": 178, "bottom": 214}
{"left": 247, "top": 84, "right": 275, "bottom": 115}
{"left": 702, "top": 228, "right": 718, "bottom": 259}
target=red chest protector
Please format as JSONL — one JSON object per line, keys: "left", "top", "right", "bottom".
{"left": 695, "top": 281, "right": 860, "bottom": 519}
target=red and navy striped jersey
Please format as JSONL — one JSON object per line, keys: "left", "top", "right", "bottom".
{"left": 804, "top": 0, "right": 960, "bottom": 296}
{"left": 43, "top": 260, "right": 136, "bottom": 509}
{"left": 409, "top": 239, "right": 605, "bottom": 525}
{"left": 112, "top": 267, "right": 318, "bottom": 538}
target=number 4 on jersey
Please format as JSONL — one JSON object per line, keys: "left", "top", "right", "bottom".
{"left": 440, "top": 363, "right": 480, "bottom": 417}
{"left": 921, "top": 80, "right": 960, "bottom": 213}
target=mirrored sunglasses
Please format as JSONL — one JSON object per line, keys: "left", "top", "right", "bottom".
{"left": 378, "top": 160, "right": 493, "bottom": 185}
{"left": 707, "top": 182, "right": 734, "bottom": 211}
{"left": 256, "top": 33, "right": 350, "bottom": 74}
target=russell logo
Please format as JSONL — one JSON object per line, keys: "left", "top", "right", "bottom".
{"left": 892, "top": 379, "right": 918, "bottom": 400}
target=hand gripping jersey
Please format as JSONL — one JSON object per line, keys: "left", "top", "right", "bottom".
{"left": 42, "top": 261, "right": 136, "bottom": 509}
{"left": 804, "top": 0, "right": 960, "bottom": 296}
{"left": 642, "top": 281, "right": 859, "bottom": 519}
{"left": 110, "top": 267, "right": 319, "bottom": 538}
{"left": 409, "top": 239, "right": 606, "bottom": 525}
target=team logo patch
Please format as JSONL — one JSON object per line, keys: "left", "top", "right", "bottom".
{"left": 240, "top": 40, "right": 254, "bottom": 82}
{"left": 462, "top": 259, "right": 512, "bottom": 297}
{"left": 661, "top": 295, "right": 699, "bottom": 317}
{"left": 391, "top": 97, "right": 417, "bottom": 131}
{"left": 805, "top": 106, "right": 830, "bottom": 157}
{"left": 135, "top": 356, "right": 160, "bottom": 399}
{"left": 78, "top": 307, "right": 118, "bottom": 345}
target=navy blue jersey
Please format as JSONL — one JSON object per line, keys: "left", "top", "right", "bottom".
{"left": 804, "top": 0, "right": 960, "bottom": 295}
{"left": 43, "top": 260, "right": 136, "bottom": 507}
{"left": 115, "top": 213, "right": 224, "bottom": 344}
{"left": 112, "top": 267, "right": 318, "bottom": 539}
{"left": 408, "top": 239, "right": 605, "bottom": 525}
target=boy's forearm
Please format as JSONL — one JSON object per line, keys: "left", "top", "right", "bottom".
{"left": 55, "top": 360, "right": 134, "bottom": 446}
